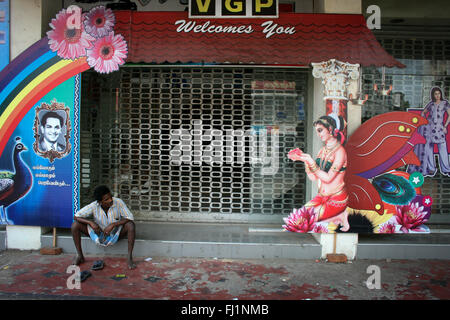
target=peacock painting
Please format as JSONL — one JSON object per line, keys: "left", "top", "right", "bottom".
{"left": 0, "top": 137, "right": 33, "bottom": 225}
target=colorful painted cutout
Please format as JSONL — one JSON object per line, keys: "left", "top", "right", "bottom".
{"left": 0, "top": 76, "right": 79, "bottom": 227}
{"left": 407, "top": 86, "right": 450, "bottom": 177}
{"left": 284, "top": 111, "right": 433, "bottom": 233}
{"left": 285, "top": 115, "right": 350, "bottom": 233}
{"left": 0, "top": 5, "right": 126, "bottom": 160}
{"left": 0, "top": 6, "right": 127, "bottom": 226}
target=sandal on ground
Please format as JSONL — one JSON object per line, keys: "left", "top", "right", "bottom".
{"left": 91, "top": 260, "right": 104, "bottom": 271}
{"left": 80, "top": 270, "right": 91, "bottom": 282}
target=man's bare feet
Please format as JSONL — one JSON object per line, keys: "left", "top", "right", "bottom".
{"left": 73, "top": 255, "right": 85, "bottom": 266}
{"left": 128, "top": 259, "right": 136, "bottom": 270}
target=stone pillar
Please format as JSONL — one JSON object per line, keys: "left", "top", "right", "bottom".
{"left": 312, "top": 59, "right": 360, "bottom": 137}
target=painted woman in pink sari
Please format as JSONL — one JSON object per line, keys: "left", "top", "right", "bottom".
{"left": 408, "top": 86, "right": 450, "bottom": 177}
{"left": 288, "top": 116, "right": 350, "bottom": 232}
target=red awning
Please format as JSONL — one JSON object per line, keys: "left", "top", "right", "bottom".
{"left": 114, "top": 11, "right": 404, "bottom": 68}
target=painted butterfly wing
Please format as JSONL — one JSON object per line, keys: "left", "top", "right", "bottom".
{"left": 346, "top": 112, "right": 427, "bottom": 177}
{"left": 345, "top": 174, "right": 384, "bottom": 215}
{"left": 345, "top": 112, "right": 428, "bottom": 214}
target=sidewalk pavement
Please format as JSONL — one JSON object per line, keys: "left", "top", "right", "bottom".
{"left": 0, "top": 249, "right": 448, "bottom": 301}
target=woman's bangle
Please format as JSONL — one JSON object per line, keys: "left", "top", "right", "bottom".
{"left": 309, "top": 163, "right": 319, "bottom": 173}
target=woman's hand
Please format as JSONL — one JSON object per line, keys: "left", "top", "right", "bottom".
{"left": 299, "top": 153, "right": 315, "bottom": 166}
{"left": 288, "top": 148, "right": 315, "bottom": 167}
{"left": 288, "top": 148, "right": 302, "bottom": 160}
{"left": 289, "top": 153, "right": 303, "bottom": 161}
{"left": 288, "top": 148, "right": 307, "bottom": 161}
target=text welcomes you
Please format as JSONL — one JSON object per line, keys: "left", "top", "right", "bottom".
{"left": 175, "top": 19, "right": 296, "bottom": 39}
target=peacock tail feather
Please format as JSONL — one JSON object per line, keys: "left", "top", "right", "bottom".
{"left": 372, "top": 173, "right": 416, "bottom": 205}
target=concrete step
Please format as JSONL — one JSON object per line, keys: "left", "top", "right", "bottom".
{"left": 0, "top": 226, "right": 5, "bottom": 251}
{"left": 357, "top": 232, "right": 450, "bottom": 259}
{"left": 41, "top": 222, "right": 322, "bottom": 260}
{"left": 27, "top": 222, "right": 450, "bottom": 260}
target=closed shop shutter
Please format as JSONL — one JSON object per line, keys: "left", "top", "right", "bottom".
{"left": 80, "top": 66, "right": 309, "bottom": 222}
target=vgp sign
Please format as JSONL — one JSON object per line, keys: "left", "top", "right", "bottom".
{"left": 189, "top": 0, "right": 278, "bottom": 18}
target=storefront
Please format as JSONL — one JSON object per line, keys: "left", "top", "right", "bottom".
{"left": 80, "top": 66, "right": 309, "bottom": 222}
{"left": 1, "top": 0, "right": 448, "bottom": 252}
{"left": 75, "top": 10, "right": 402, "bottom": 225}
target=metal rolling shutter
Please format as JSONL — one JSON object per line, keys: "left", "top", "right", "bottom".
{"left": 80, "top": 67, "right": 308, "bottom": 222}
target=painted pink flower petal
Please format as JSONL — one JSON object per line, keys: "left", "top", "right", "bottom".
{"left": 47, "top": 8, "right": 95, "bottom": 60}
{"left": 86, "top": 32, "right": 128, "bottom": 74}
{"left": 84, "top": 6, "right": 116, "bottom": 38}
{"left": 378, "top": 222, "right": 396, "bottom": 234}
{"left": 395, "top": 202, "right": 427, "bottom": 233}
{"left": 312, "top": 224, "right": 329, "bottom": 233}
{"left": 282, "top": 207, "right": 318, "bottom": 233}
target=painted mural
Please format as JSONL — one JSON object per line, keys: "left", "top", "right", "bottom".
{"left": 284, "top": 111, "right": 434, "bottom": 234}
{"left": 0, "top": 77, "right": 79, "bottom": 226}
{"left": 0, "top": 4, "right": 440, "bottom": 233}
{"left": 0, "top": 6, "right": 126, "bottom": 227}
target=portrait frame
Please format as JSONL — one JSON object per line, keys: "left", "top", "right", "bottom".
{"left": 33, "top": 100, "right": 71, "bottom": 163}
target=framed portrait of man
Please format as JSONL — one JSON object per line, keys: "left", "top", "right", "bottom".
{"left": 33, "top": 100, "right": 71, "bottom": 162}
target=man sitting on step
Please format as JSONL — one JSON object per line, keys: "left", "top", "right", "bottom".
{"left": 71, "top": 185, "right": 136, "bottom": 269}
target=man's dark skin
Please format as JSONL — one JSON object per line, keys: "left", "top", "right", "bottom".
{"left": 71, "top": 192, "right": 137, "bottom": 269}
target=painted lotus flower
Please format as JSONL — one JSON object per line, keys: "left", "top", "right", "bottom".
{"left": 313, "top": 224, "right": 329, "bottom": 233}
{"left": 378, "top": 222, "right": 396, "bottom": 234}
{"left": 395, "top": 202, "right": 428, "bottom": 233}
{"left": 86, "top": 32, "right": 128, "bottom": 74}
{"left": 84, "top": 6, "right": 116, "bottom": 38}
{"left": 47, "top": 9, "right": 95, "bottom": 60}
{"left": 283, "top": 207, "right": 317, "bottom": 233}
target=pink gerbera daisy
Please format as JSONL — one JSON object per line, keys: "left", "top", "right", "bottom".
{"left": 47, "top": 8, "right": 95, "bottom": 60}
{"left": 86, "top": 32, "right": 128, "bottom": 74}
{"left": 84, "top": 6, "right": 116, "bottom": 38}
